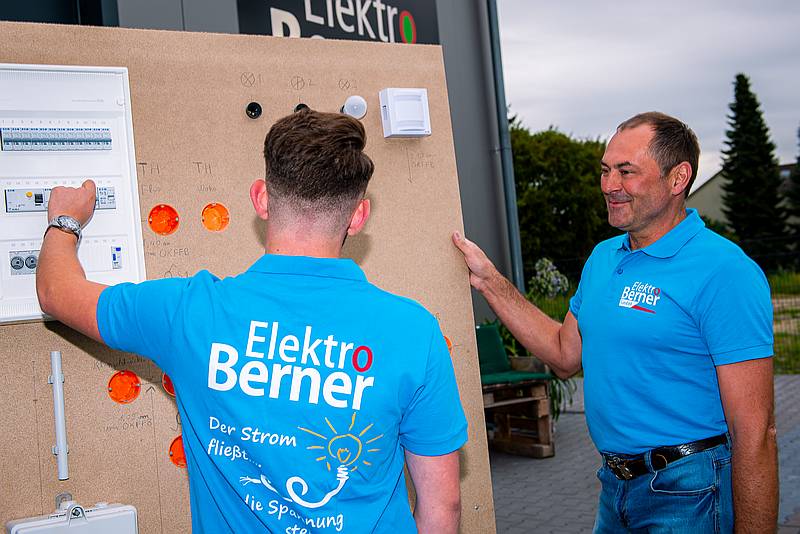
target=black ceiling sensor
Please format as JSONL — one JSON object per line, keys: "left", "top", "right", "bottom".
{"left": 294, "top": 103, "right": 310, "bottom": 113}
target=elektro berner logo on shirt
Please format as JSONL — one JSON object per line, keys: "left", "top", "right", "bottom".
{"left": 618, "top": 281, "right": 661, "bottom": 314}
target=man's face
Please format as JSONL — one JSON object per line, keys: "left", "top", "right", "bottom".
{"left": 600, "top": 124, "right": 672, "bottom": 233}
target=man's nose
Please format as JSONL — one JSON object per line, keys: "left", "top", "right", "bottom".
{"left": 601, "top": 171, "right": 621, "bottom": 193}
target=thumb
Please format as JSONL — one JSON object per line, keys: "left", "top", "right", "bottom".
{"left": 451, "top": 231, "right": 469, "bottom": 254}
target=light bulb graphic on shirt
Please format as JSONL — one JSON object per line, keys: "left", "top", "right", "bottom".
{"left": 298, "top": 412, "right": 383, "bottom": 473}
{"left": 239, "top": 413, "right": 383, "bottom": 509}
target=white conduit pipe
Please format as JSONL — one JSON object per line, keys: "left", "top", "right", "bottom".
{"left": 49, "top": 351, "right": 69, "bottom": 480}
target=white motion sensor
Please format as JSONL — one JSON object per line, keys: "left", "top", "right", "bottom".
{"left": 341, "top": 95, "right": 368, "bottom": 120}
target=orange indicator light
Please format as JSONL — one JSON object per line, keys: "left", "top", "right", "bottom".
{"left": 169, "top": 435, "right": 187, "bottom": 468}
{"left": 162, "top": 373, "right": 175, "bottom": 397}
{"left": 201, "top": 203, "right": 230, "bottom": 232}
{"left": 107, "top": 370, "right": 141, "bottom": 404}
{"left": 148, "top": 204, "right": 179, "bottom": 235}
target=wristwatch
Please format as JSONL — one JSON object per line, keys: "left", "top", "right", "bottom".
{"left": 46, "top": 215, "right": 82, "bottom": 240}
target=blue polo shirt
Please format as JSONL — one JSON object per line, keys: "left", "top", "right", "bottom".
{"left": 569, "top": 209, "right": 773, "bottom": 455}
{"left": 97, "top": 254, "right": 467, "bottom": 533}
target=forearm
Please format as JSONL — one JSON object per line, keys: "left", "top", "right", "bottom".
{"left": 731, "top": 429, "right": 779, "bottom": 533}
{"left": 37, "top": 229, "right": 84, "bottom": 306}
{"left": 478, "top": 270, "right": 579, "bottom": 377}
{"left": 414, "top": 501, "right": 460, "bottom": 534}
{"left": 36, "top": 229, "right": 105, "bottom": 341}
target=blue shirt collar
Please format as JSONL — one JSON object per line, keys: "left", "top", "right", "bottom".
{"left": 619, "top": 208, "right": 705, "bottom": 258}
{"left": 248, "top": 254, "right": 367, "bottom": 282}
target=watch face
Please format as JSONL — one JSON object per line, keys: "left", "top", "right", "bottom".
{"left": 56, "top": 215, "right": 81, "bottom": 233}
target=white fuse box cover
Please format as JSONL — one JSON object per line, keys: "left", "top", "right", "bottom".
{"left": 6, "top": 503, "right": 138, "bottom": 534}
{"left": 0, "top": 64, "right": 146, "bottom": 324}
{"left": 379, "top": 88, "right": 431, "bottom": 138}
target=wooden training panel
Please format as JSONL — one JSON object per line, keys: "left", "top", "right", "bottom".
{"left": 0, "top": 21, "right": 495, "bottom": 533}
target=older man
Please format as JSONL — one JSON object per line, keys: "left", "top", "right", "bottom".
{"left": 454, "top": 112, "right": 777, "bottom": 532}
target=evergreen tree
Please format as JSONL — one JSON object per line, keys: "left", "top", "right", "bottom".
{"left": 720, "top": 73, "right": 787, "bottom": 270}
{"left": 787, "top": 126, "right": 800, "bottom": 244}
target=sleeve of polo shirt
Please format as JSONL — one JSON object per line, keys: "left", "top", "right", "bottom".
{"left": 96, "top": 277, "right": 191, "bottom": 369}
{"left": 568, "top": 279, "right": 584, "bottom": 318}
{"left": 696, "top": 257, "right": 774, "bottom": 366}
{"left": 569, "top": 255, "right": 593, "bottom": 319}
{"left": 399, "top": 316, "right": 468, "bottom": 456}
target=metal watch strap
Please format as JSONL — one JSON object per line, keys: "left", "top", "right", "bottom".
{"left": 46, "top": 215, "right": 82, "bottom": 240}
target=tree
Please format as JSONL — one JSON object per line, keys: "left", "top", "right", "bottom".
{"left": 510, "top": 119, "right": 614, "bottom": 281}
{"left": 720, "top": 73, "right": 787, "bottom": 270}
{"left": 787, "top": 126, "right": 800, "bottom": 245}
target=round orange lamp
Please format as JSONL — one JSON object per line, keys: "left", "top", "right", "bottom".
{"left": 169, "top": 435, "right": 187, "bottom": 468}
{"left": 201, "top": 203, "right": 230, "bottom": 232}
{"left": 107, "top": 370, "right": 141, "bottom": 404}
{"left": 148, "top": 204, "right": 180, "bottom": 235}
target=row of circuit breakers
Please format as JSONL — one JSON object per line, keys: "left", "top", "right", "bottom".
{"left": 0, "top": 63, "right": 433, "bottom": 325}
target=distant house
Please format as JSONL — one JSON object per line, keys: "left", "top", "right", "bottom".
{"left": 688, "top": 162, "right": 797, "bottom": 226}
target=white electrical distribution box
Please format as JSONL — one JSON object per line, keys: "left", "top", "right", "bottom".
{"left": 379, "top": 88, "right": 432, "bottom": 138}
{"left": 0, "top": 64, "right": 146, "bottom": 324}
{"left": 6, "top": 502, "right": 138, "bottom": 534}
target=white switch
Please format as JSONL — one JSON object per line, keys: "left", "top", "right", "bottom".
{"left": 379, "top": 88, "right": 431, "bottom": 138}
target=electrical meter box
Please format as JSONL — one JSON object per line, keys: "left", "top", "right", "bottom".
{"left": 6, "top": 502, "right": 138, "bottom": 534}
{"left": 0, "top": 64, "right": 146, "bottom": 324}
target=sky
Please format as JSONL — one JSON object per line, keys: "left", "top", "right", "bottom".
{"left": 496, "top": 0, "right": 800, "bottom": 191}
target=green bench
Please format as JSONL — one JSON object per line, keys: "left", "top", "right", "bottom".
{"left": 476, "top": 322, "right": 555, "bottom": 457}
{"left": 476, "top": 322, "right": 551, "bottom": 386}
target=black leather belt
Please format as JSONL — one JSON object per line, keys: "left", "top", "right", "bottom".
{"left": 603, "top": 433, "right": 728, "bottom": 481}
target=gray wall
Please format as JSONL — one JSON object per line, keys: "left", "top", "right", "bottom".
{"left": 116, "top": 0, "right": 238, "bottom": 32}
{"left": 115, "top": 0, "right": 512, "bottom": 322}
{"left": 435, "top": 0, "right": 512, "bottom": 322}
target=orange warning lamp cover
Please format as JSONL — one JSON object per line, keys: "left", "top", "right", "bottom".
{"left": 107, "top": 370, "right": 141, "bottom": 404}
{"left": 169, "top": 435, "right": 187, "bottom": 468}
{"left": 201, "top": 202, "right": 230, "bottom": 232}
{"left": 148, "top": 204, "right": 179, "bottom": 235}
{"left": 162, "top": 373, "right": 175, "bottom": 397}
{"left": 444, "top": 335, "right": 453, "bottom": 353}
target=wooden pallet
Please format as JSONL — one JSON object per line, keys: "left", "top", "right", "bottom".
{"left": 482, "top": 381, "right": 547, "bottom": 408}
{"left": 483, "top": 381, "right": 554, "bottom": 458}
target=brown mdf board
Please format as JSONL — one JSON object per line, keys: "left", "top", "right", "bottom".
{"left": 0, "top": 22, "right": 495, "bottom": 533}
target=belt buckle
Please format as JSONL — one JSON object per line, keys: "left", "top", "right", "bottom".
{"left": 607, "top": 457, "right": 634, "bottom": 480}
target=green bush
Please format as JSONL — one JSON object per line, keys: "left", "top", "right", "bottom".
{"left": 774, "top": 333, "right": 800, "bottom": 374}
{"left": 768, "top": 270, "right": 800, "bottom": 295}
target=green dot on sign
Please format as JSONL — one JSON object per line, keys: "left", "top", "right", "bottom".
{"left": 400, "top": 11, "right": 416, "bottom": 43}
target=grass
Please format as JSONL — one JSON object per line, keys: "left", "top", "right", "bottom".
{"left": 774, "top": 333, "right": 800, "bottom": 374}
{"left": 531, "top": 293, "right": 572, "bottom": 322}
{"left": 770, "top": 271, "right": 800, "bottom": 373}
{"left": 768, "top": 270, "right": 800, "bottom": 295}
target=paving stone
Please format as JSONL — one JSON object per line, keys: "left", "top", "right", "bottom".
{"left": 491, "top": 376, "right": 800, "bottom": 532}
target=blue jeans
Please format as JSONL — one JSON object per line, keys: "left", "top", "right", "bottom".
{"left": 593, "top": 441, "right": 733, "bottom": 533}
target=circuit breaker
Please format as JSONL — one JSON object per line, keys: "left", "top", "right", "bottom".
{"left": 0, "top": 64, "right": 146, "bottom": 324}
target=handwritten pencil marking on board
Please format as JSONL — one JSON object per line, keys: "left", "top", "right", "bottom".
{"left": 241, "top": 72, "right": 256, "bottom": 87}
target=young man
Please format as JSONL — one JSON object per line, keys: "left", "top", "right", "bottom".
{"left": 453, "top": 112, "right": 777, "bottom": 532}
{"left": 38, "top": 110, "right": 467, "bottom": 533}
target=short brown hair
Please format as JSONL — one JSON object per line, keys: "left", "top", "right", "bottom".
{"left": 617, "top": 112, "right": 700, "bottom": 197}
{"left": 264, "top": 110, "right": 374, "bottom": 215}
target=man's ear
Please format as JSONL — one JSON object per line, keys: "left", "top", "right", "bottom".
{"left": 250, "top": 179, "right": 269, "bottom": 220}
{"left": 346, "top": 198, "right": 371, "bottom": 236}
{"left": 670, "top": 162, "right": 692, "bottom": 197}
